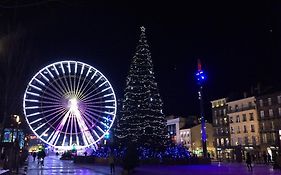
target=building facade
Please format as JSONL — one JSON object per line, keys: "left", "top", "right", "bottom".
{"left": 179, "top": 128, "right": 191, "bottom": 149}
{"left": 166, "top": 116, "right": 188, "bottom": 144}
{"left": 227, "top": 97, "right": 260, "bottom": 158}
{"left": 256, "top": 92, "right": 281, "bottom": 159}
{"left": 190, "top": 123, "right": 215, "bottom": 158}
{"left": 211, "top": 98, "right": 231, "bottom": 160}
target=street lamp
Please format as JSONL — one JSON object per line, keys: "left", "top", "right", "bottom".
{"left": 195, "top": 59, "right": 208, "bottom": 158}
{"left": 13, "top": 115, "right": 21, "bottom": 173}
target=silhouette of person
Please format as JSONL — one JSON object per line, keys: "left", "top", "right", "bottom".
{"left": 246, "top": 152, "right": 253, "bottom": 171}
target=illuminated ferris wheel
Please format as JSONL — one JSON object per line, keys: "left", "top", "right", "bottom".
{"left": 23, "top": 61, "right": 117, "bottom": 149}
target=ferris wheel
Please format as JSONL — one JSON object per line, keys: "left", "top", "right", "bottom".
{"left": 23, "top": 61, "right": 117, "bottom": 149}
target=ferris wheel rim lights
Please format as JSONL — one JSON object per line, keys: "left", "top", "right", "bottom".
{"left": 23, "top": 60, "right": 117, "bottom": 149}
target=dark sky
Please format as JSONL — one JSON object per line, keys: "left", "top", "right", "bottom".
{"left": 0, "top": 1, "right": 279, "bottom": 121}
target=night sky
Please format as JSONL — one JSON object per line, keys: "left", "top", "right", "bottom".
{"left": 0, "top": 1, "right": 279, "bottom": 122}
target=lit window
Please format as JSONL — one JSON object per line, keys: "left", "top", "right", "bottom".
{"left": 278, "top": 108, "right": 281, "bottom": 116}
{"left": 271, "top": 121, "right": 275, "bottom": 130}
{"left": 278, "top": 96, "right": 281, "bottom": 104}
{"left": 260, "top": 111, "right": 264, "bottom": 118}
{"left": 269, "top": 109, "right": 273, "bottom": 117}
{"left": 259, "top": 100, "right": 263, "bottom": 107}
{"left": 268, "top": 98, "right": 272, "bottom": 106}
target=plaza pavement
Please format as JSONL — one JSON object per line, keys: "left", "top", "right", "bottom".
{"left": 18, "top": 155, "right": 281, "bottom": 175}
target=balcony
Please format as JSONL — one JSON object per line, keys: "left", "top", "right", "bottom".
{"left": 228, "top": 106, "right": 256, "bottom": 113}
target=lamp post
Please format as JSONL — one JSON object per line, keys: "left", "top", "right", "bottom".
{"left": 195, "top": 59, "right": 208, "bottom": 158}
{"left": 13, "top": 115, "right": 20, "bottom": 173}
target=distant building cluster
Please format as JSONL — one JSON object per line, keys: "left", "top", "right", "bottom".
{"left": 166, "top": 91, "right": 281, "bottom": 162}
{"left": 166, "top": 115, "right": 215, "bottom": 157}
{"left": 211, "top": 92, "right": 281, "bottom": 162}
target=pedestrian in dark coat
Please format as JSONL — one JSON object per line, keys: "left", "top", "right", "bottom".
{"left": 246, "top": 152, "right": 253, "bottom": 171}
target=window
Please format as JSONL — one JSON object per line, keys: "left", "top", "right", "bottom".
{"left": 261, "top": 122, "right": 265, "bottom": 131}
{"left": 219, "top": 118, "right": 223, "bottom": 125}
{"left": 229, "top": 106, "right": 232, "bottom": 112}
{"left": 236, "top": 115, "right": 240, "bottom": 123}
{"left": 252, "top": 136, "right": 256, "bottom": 145}
{"left": 225, "top": 127, "right": 229, "bottom": 134}
{"left": 271, "top": 121, "right": 275, "bottom": 130}
{"left": 216, "top": 128, "right": 219, "bottom": 135}
{"left": 260, "top": 111, "right": 265, "bottom": 118}
{"left": 262, "top": 133, "right": 267, "bottom": 143}
{"left": 269, "top": 109, "right": 273, "bottom": 117}
{"left": 226, "top": 138, "right": 229, "bottom": 146}
{"left": 242, "top": 114, "right": 247, "bottom": 122}
{"left": 268, "top": 98, "right": 272, "bottom": 106}
{"left": 220, "top": 128, "right": 224, "bottom": 134}
{"left": 235, "top": 105, "right": 239, "bottom": 111}
{"left": 218, "top": 110, "right": 222, "bottom": 116}
{"left": 221, "top": 138, "right": 224, "bottom": 145}
{"left": 230, "top": 117, "right": 233, "bottom": 123}
{"left": 243, "top": 125, "right": 247, "bottom": 133}
{"left": 272, "top": 133, "right": 276, "bottom": 142}
{"left": 249, "top": 113, "right": 254, "bottom": 121}
{"left": 279, "top": 108, "right": 281, "bottom": 116}
{"left": 278, "top": 95, "right": 281, "bottom": 104}
{"left": 245, "top": 137, "right": 248, "bottom": 145}
{"left": 215, "top": 119, "right": 218, "bottom": 125}
{"left": 223, "top": 109, "right": 226, "bottom": 115}
{"left": 238, "top": 137, "right": 242, "bottom": 145}
{"left": 214, "top": 110, "right": 217, "bottom": 117}
{"left": 237, "top": 126, "right": 240, "bottom": 133}
{"left": 250, "top": 125, "right": 255, "bottom": 132}
{"left": 217, "top": 138, "right": 220, "bottom": 146}
{"left": 224, "top": 117, "right": 227, "bottom": 124}
{"left": 259, "top": 99, "right": 263, "bottom": 107}
{"left": 231, "top": 127, "right": 234, "bottom": 134}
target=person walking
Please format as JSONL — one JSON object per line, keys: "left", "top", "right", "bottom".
{"left": 246, "top": 152, "right": 253, "bottom": 171}
{"left": 109, "top": 153, "right": 115, "bottom": 174}
{"left": 32, "top": 152, "right": 37, "bottom": 162}
{"left": 37, "top": 149, "right": 46, "bottom": 166}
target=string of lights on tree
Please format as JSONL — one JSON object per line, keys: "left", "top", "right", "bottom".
{"left": 115, "top": 26, "right": 167, "bottom": 148}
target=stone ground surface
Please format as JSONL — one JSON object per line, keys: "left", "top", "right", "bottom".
{"left": 14, "top": 155, "right": 281, "bottom": 175}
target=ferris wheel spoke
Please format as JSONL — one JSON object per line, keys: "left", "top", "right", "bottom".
{"left": 84, "top": 107, "right": 113, "bottom": 121}
{"left": 80, "top": 80, "right": 109, "bottom": 101}
{"left": 47, "top": 67, "right": 67, "bottom": 95}
{"left": 83, "top": 110, "right": 110, "bottom": 129}
{"left": 73, "top": 112, "right": 79, "bottom": 146}
{"left": 69, "top": 112, "right": 74, "bottom": 146}
{"left": 40, "top": 95, "right": 61, "bottom": 103}
{"left": 44, "top": 84, "right": 64, "bottom": 99}
{"left": 76, "top": 112, "right": 95, "bottom": 146}
{"left": 48, "top": 110, "right": 70, "bottom": 146}
{"left": 85, "top": 105, "right": 115, "bottom": 116}
{"left": 62, "top": 115, "right": 72, "bottom": 146}
{"left": 82, "top": 89, "right": 113, "bottom": 103}
{"left": 74, "top": 64, "right": 85, "bottom": 96}
{"left": 41, "top": 108, "right": 66, "bottom": 124}
{"left": 41, "top": 89, "right": 62, "bottom": 101}
{"left": 77, "top": 70, "right": 97, "bottom": 99}
{"left": 41, "top": 105, "right": 65, "bottom": 115}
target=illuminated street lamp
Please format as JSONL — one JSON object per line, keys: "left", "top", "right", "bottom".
{"left": 195, "top": 59, "right": 207, "bottom": 158}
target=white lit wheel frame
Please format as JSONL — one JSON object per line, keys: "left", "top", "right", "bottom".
{"left": 23, "top": 61, "right": 117, "bottom": 149}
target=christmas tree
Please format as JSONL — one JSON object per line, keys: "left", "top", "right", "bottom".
{"left": 115, "top": 26, "right": 167, "bottom": 148}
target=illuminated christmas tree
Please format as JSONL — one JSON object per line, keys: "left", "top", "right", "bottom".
{"left": 115, "top": 26, "right": 167, "bottom": 148}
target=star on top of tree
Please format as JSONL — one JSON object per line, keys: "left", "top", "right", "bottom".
{"left": 140, "top": 26, "right": 146, "bottom": 32}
